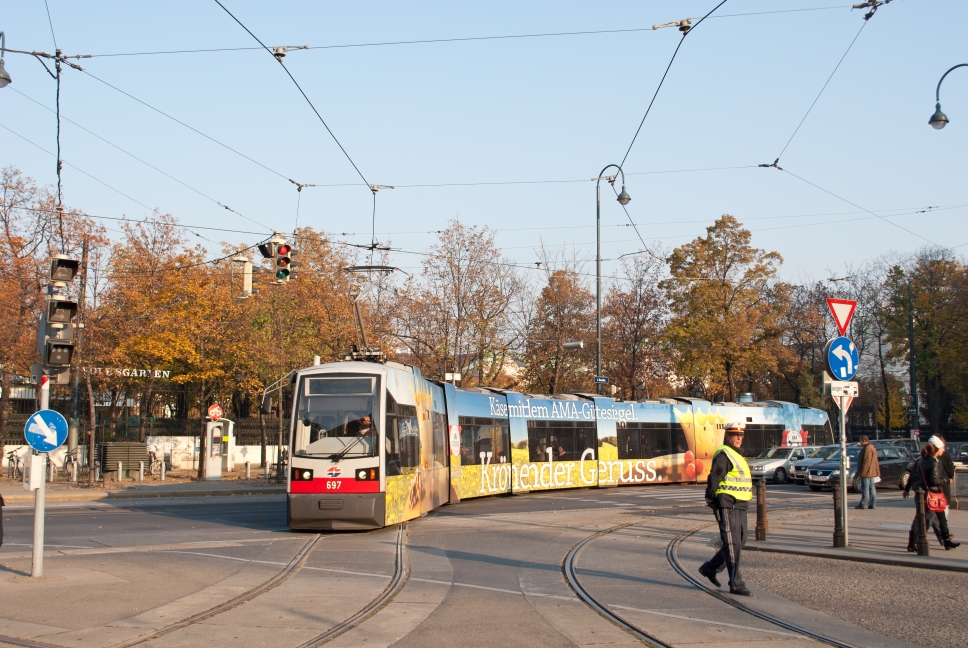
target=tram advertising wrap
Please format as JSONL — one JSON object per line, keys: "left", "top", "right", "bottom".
{"left": 287, "top": 360, "right": 830, "bottom": 530}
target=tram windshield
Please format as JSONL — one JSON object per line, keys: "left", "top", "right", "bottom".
{"left": 293, "top": 376, "right": 379, "bottom": 458}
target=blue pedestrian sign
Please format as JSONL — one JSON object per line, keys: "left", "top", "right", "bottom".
{"left": 825, "top": 337, "right": 859, "bottom": 381}
{"left": 24, "top": 409, "right": 69, "bottom": 453}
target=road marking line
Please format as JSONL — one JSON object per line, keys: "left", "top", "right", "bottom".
{"left": 165, "top": 550, "right": 392, "bottom": 579}
{"left": 411, "top": 577, "right": 581, "bottom": 602}
{"left": 607, "top": 604, "right": 798, "bottom": 637}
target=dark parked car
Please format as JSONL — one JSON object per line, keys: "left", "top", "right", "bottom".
{"left": 946, "top": 443, "right": 967, "bottom": 464}
{"left": 792, "top": 444, "right": 840, "bottom": 485}
{"left": 871, "top": 438, "right": 922, "bottom": 455}
{"left": 805, "top": 445, "right": 914, "bottom": 492}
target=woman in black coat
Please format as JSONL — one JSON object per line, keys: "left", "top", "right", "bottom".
{"left": 903, "top": 444, "right": 959, "bottom": 550}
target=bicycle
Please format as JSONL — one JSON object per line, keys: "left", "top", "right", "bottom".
{"left": 5, "top": 449, "right": 23, "bottom": 479}
{"left": 145, "top": 450, "right": 168, "bottom": 476}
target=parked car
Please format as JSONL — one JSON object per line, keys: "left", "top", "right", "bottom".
{"left": 748, "top": 446, "right": 819, "bottom": 484}
{"left": 792, "top": 444, "right": 840, "bottom": 485}
{"left": 871, "top": 438, "right": 922, "bottom": 455}
{"left": 946, "top": 443, "right": 966, "bottom": 464}
{"left": 806, "top": 445, "right": 915, "bottom": 492}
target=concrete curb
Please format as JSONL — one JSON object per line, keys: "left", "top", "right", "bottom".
{"left": 0, "top": 486, "right": 286, "bottom": 504}
{"left": 745, "top": 540, "right": 968, "bottom": 573}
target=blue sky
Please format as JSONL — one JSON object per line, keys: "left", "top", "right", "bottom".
{"left": 1, "top": 1, "right": 965, "bottom": 282}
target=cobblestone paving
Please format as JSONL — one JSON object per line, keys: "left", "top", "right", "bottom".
{"left": 743, "top": 550, "right": 968, "bottom": 648}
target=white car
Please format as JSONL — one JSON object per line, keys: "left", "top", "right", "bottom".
{"left": 748, "top": 446, "right": 819, "bottom": 484}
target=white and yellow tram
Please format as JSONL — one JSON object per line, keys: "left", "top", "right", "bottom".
{"left": 287, "top": 360, "right": 831, "bottom": 530}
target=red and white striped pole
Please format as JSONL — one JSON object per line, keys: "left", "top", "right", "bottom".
{"left": 39, "top": 370, "right": 50, "bottom": 410}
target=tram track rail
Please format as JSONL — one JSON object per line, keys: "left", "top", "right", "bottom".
{"left": 0, "top": 534, "right": 322, "bottom": 648}
{"left": 666, "top": 523, "right": 860, "bottom": 648}
{"left": 296, "top": 523, "right": 409, "bottom": 647}
{"left": 114, "top": 532, "right": 324, "bottom": 647}
{"left": 0, "top": 525, "right": 409, "bottom": 648}
{"left": 563, "top": 522, "right": 674, "bottom": 648}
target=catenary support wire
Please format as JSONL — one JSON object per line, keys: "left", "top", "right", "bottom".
{"left": 771, "top": 19, "right": 869, "bottom": 165}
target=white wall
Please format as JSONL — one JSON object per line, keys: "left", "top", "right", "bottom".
{"left": 2, "top": 439, "right": 280, "bottom": 472}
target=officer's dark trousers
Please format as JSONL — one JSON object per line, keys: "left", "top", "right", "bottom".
{"left": 703, "top": 506, "right": 747, "bottom": 589}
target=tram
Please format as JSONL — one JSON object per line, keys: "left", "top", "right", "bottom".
{"left": 287, "top": 359, "right": 831, "bottom": 530}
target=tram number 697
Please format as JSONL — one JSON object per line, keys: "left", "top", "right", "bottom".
{"left": 326, "top": 480, "right": 342, "bottom": 490}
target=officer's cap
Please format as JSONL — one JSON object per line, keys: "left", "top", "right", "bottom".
{"left": 724, "top": 421, "right": 745, "bottom": 435}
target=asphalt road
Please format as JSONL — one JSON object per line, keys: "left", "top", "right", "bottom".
{"left": 0, "top": 483, "right": 926, "bottom": 647}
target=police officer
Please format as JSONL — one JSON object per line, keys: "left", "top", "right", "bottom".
{"left": 699, "top": 422, "right": 753, "bottom": 596}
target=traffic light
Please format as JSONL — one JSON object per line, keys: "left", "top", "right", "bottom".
{"left": 46, "top": 296, "right": 78, "bottom": 324}
{"left": 40, "top": 255, "right": 80, "bottom": 383}
{"left": 50, "top": 256, "right": 79, "bottom": 283}
{"left": 258, "top": 241, "right": 276, "bottom": 259}
{"left": 275, "top": 243, "right": 292, "bottom": 283}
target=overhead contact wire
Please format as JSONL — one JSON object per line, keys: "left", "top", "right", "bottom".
{"left": 213, "top": 0, "right": 370, "bottom": 189}
{"left": 620, "top": 0, "right": 728, "bottom": 168}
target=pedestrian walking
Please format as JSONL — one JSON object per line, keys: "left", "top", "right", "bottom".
{"left": 903, "top": 444, "right": 960, "bottom": 551}
{"left": 929, "top": 435, "right": 958, "bottom": 538}
{"left": 699, "top": 422, "right": 753, "bottom": 597}
{"left": 854, "top": 435, "right": 879, "bottom": 510}
{"left": 930, "top": 435, "right": 955, "bottom": 515}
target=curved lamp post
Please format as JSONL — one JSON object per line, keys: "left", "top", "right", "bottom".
{"left": 929, "top": 63, "right": 967, "bottom": 129}
{"left": 0, "top": 32, "right": 11, "bottom": 88}
{"left": 593, "top": 164, "right": 631, "bottom": 394}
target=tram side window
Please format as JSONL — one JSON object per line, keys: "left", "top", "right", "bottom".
{"left": 458, "top": 417, "right": 510, "bottom": 465}
{"left": 802, "top": 424, "right": 831, "bottom": 445}
{"left": 432, "top": 412, "right": 447, "bottom": 467}
{"left": 527, "top": 419, "right": 597, "bottom": 462}
{"left": 617, "top": 422, "right": 685, "bottom": 459}
{"left": 741, "top": 424, "right": 784, "bottom": 457}
{"left": 386, "top": 391, "right": 419, "bottom": 475}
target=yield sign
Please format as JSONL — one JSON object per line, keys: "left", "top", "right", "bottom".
{"left": 826, "top": 298, "right": 857, "bottom": 336}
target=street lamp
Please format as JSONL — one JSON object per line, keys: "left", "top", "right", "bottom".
{"left": 0, "top": 32, "right": 11, "bottom": 88}
{"left": 593, "top": 164, "right": 630, "bottom": 394}
{"left": 928, "top": 63, "right": 967, "bottom": 129}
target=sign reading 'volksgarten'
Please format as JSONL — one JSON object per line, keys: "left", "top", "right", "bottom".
{"left": 81, "top": 367, "right": 175, "bottom": 379}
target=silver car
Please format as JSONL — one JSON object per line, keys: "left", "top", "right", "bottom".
{"left": 748, "top": 446, "right": 819, "bottom": 484}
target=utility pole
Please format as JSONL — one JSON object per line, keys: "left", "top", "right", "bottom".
{"left": 907, "top": 282, "right": 919, "bottom": 440}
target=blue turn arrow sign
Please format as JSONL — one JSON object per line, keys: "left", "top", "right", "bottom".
{"left": 24, "top": 409, "right": 69, "bottom": 453}
{"left": 824, "top": 337, "right": 859, "bottom": 381}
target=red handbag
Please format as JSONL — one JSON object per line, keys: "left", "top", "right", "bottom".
{"left": 919, "top": 461, "right": 949, "bottom": 513}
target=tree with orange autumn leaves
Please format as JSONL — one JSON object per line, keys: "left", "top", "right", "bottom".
{"left": 6, "top": 164, "right": 968, "bottom": 452}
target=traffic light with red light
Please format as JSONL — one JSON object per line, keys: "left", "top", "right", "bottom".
{"left": 275, "top": 243, "right": 292, "bottom": 282}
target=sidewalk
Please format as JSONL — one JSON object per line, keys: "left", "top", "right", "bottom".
{"left": 0, "top": 476, "right": 285, "bottom": 504}
{"left": 747, "top": 490, "right": 968, "bottom": 572}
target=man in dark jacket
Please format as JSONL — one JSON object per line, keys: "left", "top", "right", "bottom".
{"left": 699, "top": 422, "right": 753, "bottom": 597}
{"left": 855, "top": 436, "right": 879, "bottom": 509}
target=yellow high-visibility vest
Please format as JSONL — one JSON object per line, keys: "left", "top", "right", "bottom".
{"left": 713, "top": 444, "right": 753, "bottom": 501}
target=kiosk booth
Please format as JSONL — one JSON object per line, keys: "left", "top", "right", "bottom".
{"left": 204, "top": 418, "right": 235, "bottom": 480}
